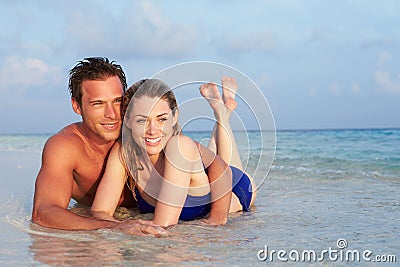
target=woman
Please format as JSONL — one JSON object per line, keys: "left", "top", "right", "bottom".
{"left": 92, "top": 77, "right": 256, "bottom": 227}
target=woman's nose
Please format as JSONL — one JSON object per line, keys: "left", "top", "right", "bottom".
{"left": 146, "top": 120, "right": 159, "bottom": 134}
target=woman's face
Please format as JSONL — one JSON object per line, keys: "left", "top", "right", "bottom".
{"left": 127, "top": 95, "right": 177, "bottom": 157}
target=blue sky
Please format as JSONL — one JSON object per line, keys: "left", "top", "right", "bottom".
{"left": 1, "top": 0, "right": 399, "bottom": 133}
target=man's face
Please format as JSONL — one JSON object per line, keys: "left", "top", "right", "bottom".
{"left": 73, "top": 76, "right": 124, "bottom": 144}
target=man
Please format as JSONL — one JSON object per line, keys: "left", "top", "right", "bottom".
{"left": 32, "top": 57, "right": 231, "bottom": 235}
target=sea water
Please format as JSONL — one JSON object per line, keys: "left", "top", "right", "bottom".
{"left": 0, "top": 129, "right": 399, "bottom": 266}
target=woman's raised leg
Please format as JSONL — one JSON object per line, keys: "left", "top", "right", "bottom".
{"left": 200, "top": 77, "right": 257, "bottom": 212}
{"left": 199, "top": 76, "right": 242, "bottom": 169}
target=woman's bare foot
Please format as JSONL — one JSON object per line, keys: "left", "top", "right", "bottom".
{"left": 200, "top": 77, "right": 238, "bottom": 119}
{"left": 221, "top": 76, "right": 238, "bottom": 113}
{"left": 199, "top": 82, "right": 226, "bottom": 117}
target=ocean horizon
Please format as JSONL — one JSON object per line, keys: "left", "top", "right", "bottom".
{"left": 2, "top": 126, "right": 400, "bottom": 135}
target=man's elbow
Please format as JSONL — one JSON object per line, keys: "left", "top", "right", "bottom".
{"left": 31, "top": 204, "right": 46, "bottom": 226}
{"left": 31, "top": 203, "right": 55, "bottom": 228}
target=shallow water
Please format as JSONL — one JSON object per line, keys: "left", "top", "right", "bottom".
{"left": 0, "top": 129, "right": 399, "bottom": 266}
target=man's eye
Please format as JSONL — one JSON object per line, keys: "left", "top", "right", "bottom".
{"left": 115, "top": 98, "right": 122, "bottom": 103}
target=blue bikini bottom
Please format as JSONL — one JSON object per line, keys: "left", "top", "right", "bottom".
{"left": 134, "top": 166, "right": 253, "bottom": 221}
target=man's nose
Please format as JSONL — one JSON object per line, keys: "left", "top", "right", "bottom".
{"left": 105, "top": 103, "right": 118, "bottom": 119}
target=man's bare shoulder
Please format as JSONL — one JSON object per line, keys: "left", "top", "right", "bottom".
{"left": 43, "top": 123, "right": 86, "bottom": 154}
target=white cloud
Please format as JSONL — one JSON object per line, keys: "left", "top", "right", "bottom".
{"left": 351, "top": 83, "right": 362, "bottom": 95}
{"left": 378, "top": 51, "right": 392, "bottom": 64}
{"left": 308, "top": 88, "right": 318, "bottom": 96}
{"left": 326, "top": 83, "right": 363, "bottom": 96}
{"left": 0, "top": 56, "right": 62, "bottom": 95}
{"left": 358, "top": 37, "right": 398, "bottom": 50}
{"left": 374, "top": 70, "right": 400, "bottom": 94}
{"left": 214, "top": 31, "right": 275, "bottom": 54}
{"left": 329, "top": 84, "right": 341, "bottom": 96}
{"left": 65, "top": 1, "right": 198, "bottom": 59}
{"left": 307, "top": 26, "right": 335, "bottom": 44}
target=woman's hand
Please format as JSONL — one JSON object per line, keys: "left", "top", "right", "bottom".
{"left": 113, "top": 219, "right": 170, "bottom": 237}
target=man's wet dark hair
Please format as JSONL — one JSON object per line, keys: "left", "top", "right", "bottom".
{"left": 68, "top": 57, "right": 127, "bottom": 106}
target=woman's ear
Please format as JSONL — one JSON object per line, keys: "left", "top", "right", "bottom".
{"left": 71, "top": 98, "right": 82, "bottom": 115}
{"left": 124, "top": 116, "right": 132, "bottom": 130}
{"left": 172, "top": 109, "right": 179, "bottom": 126}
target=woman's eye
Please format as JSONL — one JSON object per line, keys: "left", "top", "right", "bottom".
{"left": 136, "top": 119, "right": 146, "bottom": 123}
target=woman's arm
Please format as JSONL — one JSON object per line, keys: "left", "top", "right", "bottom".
{"left": 152, "top": 135, "right": 199, "bottom": 227}
{"left": 91, "top": 142, "right": 127, "bottom": 220}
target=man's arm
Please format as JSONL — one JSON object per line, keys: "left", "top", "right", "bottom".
{"left": 31, "top": 135, "right": 117, "bottom": 230}
{"left": 32, "top": 135, "right": 168, "bottom": 236}
{"left": 196, "top": 142, "right": 232, "bottom": 225}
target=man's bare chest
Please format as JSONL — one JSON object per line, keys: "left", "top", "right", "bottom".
{"left": 71, "top": 155, "right": 107, "bottom": 204}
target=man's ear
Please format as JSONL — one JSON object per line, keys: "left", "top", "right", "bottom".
{"left": 71, "top": 98, "right": 82, "bottom": 115}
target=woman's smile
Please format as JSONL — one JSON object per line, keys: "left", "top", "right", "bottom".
{"left": 144, "top": 136, "right": 162, "bottom": 146}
